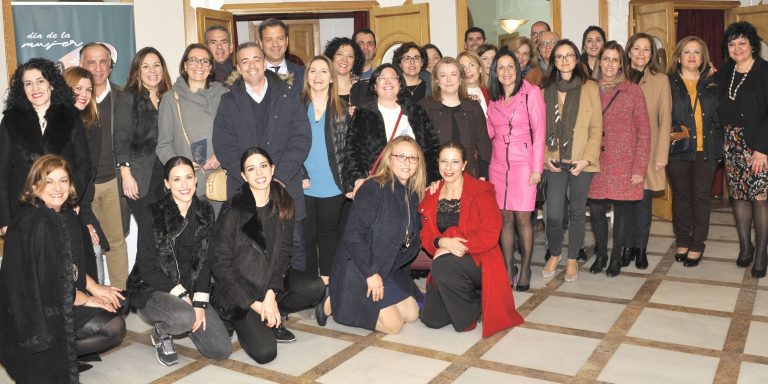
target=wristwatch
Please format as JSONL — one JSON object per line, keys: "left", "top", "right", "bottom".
{"left": 115, "top": 162, "right": 131, "bottom": 168}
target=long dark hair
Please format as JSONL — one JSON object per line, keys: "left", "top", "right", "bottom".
{"left": 63, "top": 66, "right": 99, "bottom": 129}
{"left": 239, "top": 147, "right": 294, "bottom": 221}
{"left": 125, "top": 46, "right": 172, "bottom": 99}
{"left": 323, "top": 37, "right": 365, "bottom": 77}
{"left": 163, "top": 156, "right": 195, "bottom": 180}
{"left": 5, "top": 58, "right": 72, "bottom": 113}
{"left": 543, "top": 39, "right": 589, "bottom": 88}
{"left": 580, "top": 25, "right": 606, "bottom": 62}
{"left": 488, "top": 49, "right": 523, "bottom": 101}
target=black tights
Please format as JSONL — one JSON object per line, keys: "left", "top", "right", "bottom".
{"left": 733, "top": 199, "right": 768, "bottom": 271}
{"left": 500, "top": 210, "right": 533, "bottom": 287}
{"left": 75, "top": 314, "right": 126, "bottom": 357}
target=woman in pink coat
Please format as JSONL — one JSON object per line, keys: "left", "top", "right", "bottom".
{"left": 487, "top": 49, "right": 546, "bottom": 291}
{"left": 587, "top": 41, "right": 650, "bottom": 277}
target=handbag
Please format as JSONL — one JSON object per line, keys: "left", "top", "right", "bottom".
{"left": 173, "top": 91, "right": 228, "bottom": 201}
{"left": 523, "top": 94, "right": 546, "bottom": 203}
{"left": 669, "top": 92, "right": 698, "bottom": 156}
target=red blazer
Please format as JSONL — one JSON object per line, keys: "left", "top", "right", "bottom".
{"left": 418, "top": 174, "right": 524, "bottom": 337}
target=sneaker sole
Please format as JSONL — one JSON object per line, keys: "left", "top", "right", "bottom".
{"left": 150, "top": 333, "right": 161, "bottom": 347}
{"left": 276, "top": 338, "right": 297, "bottom": 343}
{"left": 155, "top": 351, "right": 179, "bottom": 367}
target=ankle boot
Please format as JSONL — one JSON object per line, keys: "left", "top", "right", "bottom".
{"left": 606, "top": 254, "right": 622, "bottom": 277}
{"left": 621, "top": 247, "right": 634, "bottom": 267}
{"left": 634, "top": 249, "right": 648, "bottom": 269}
{"left": 589, "top": 254, "right": 607, "bottom": 274}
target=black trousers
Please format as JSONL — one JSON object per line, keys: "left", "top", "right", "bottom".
{"left": 125, "top": 159, "right": 165, "bottom": 225}
{"left": 304, "top": 194, "right": 345, "bottom": 276}
{"left": 232, "top": 269, "right": 324, "bottom": 364}
{"left": 420, "top": 254, "right": 482, "bottom": 332}
{"left": 667, "top": 154, "right": 714, "bottom": 252}
{"left": 589, "top": 200, "right": 635, "bottom": 258}
{"left": 623, "top": 190, "right": 653, "bottom": 249}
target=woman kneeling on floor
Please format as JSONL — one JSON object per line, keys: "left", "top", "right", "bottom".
{"left": 418, "top": 142, "right": 524, "bottom": 337}
{"left": 316, "top": 136, "right": 425, "bottom": 334}
{"left": 210, "top": 147, "right": 325, "bottom": 364}
{"left": 127, "top": 156, "right": 231, "bottom": 367}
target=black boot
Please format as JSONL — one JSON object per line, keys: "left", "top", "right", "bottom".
{"left": 621, "top": 247, "right": 634, "bottom": 267}
{"left": 577, "top": 247, "right": 588, "bottom": 261}
{"left": 634, "top": 248, "right": 648, "bottom": 269}
{"left": 589, "top": 254, "right": 607, "bottom": 274}
{"left": 606, "top": 254, "right": 622, "bottom": 277}
{"left": 544, "top": 249, "right": 551, "bottom": 262}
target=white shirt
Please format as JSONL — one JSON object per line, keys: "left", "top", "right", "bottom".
{"left": 379, "top": 104, "right": 414, "bottom": 140}
{"left": 266, "top": 59, "right": 288, "bottom": 75}
{"left": 96, "top": 81, "right": 112, "bottom": 103}
{"left": 245, "top": 77, "right": 269, "bottom": 103}
{"left": 467, "top": 86, "right": 488, "bottom": 115}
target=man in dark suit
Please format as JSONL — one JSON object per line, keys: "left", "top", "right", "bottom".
{"left": 259, "top": 18, "right": 304, "bottom": 91}
{"left": 212, "top": 42, "right": 311, "bottom": 278}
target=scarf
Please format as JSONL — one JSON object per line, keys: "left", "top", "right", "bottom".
{"left": 544, "top": 76, "right": 582, "bottom": 159}
{"left": 598, "top": 74, "right": 624, "bottom": 95}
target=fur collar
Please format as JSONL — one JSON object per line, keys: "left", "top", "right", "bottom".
{"left": 3, "top": 104, "right": 80, "bottom": 156}
{"left": 230, "top": 184, "right": 267, "bottom": 249}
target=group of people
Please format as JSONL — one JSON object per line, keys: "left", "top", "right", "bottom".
{"left": 0, "top": 14, "right": 766, "bottom": 383}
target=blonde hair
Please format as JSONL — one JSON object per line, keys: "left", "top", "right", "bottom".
{"left": 668, "top": 36, "right": 711, "bottom": 75}
{"left": 430, "top": 57, "right": 469, "bottom": 101}
{"left": 456, "top": 50, "right": 487, "bottom": 89}
{"left": 18, "top": 154, "right": 78, "bottom": 207}
{"left": 63, "top": 67, "right": 99, "bottom": 130}
{"left": 370, "top": 136, "right": 426, "bottom": 200}
{"left": 301, "top": 55, "right": 346, "bottom": 122}
{"left": 509, "top": 36, "right": 539, "bottom": 67}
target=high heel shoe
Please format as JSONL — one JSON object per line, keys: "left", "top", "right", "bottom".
{"left": 752, "top": 268, "right": 767, "bottom": 278}
{"left": 516, "top": 267, "right": 531, "bottom": 292}
{"left": 542, "top": 256, "right": 560, "bottom": 278}
{"left": 674, "top": 249, "right": 689, "bottom": 262}
{"left": 315, "top": 286, "right": 330, "bottom": 326}
{"left": 683, "top": 252, "right": 703, "bottom": 267}
{"left": 564, "top": 259, "right": 578, "bottom": 282}
{"left": 737, "top": 246, "right": 755, "bottom": 268}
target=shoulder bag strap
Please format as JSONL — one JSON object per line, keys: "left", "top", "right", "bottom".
{"left": 369, "top": 110, "right": 404, "bottom": 176}
{"left": 602, "top": 90, "right": 621, "bottom": 115}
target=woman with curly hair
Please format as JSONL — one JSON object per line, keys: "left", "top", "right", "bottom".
{"left": 393, "top": 42, "right": 430, "bottom": 104}
{"left": 323, "top": 37, "right": 364, "bottom": 103}
{"left": 114, "top": 47, "right": 172, "bottom": 224}
{"left": 0, "top": 58, "right": 91, "bottom": 234}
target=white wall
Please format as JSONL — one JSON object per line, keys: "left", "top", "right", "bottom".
{"left": 319, "top": 18, "right": 356, "bottom": 50}
{"left": 133, "top": 0, "right": 187, "bottom": 81}
{"left": 561, "top": 0, "right": 600, "bottom": 46}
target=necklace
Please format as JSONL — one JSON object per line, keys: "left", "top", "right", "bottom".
{"left": 728, "top": 61, "right": 753, "bottom": 101}
{"left": 403, "top": 190, "right": 413, "bottom": 248}
{"left": 406, "top": 83, "right": 419, "bottom": 96}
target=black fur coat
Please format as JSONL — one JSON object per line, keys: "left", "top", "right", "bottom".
{"left": 126, "top": 193, "right": 215, "bottom": 308}
{"left": 342, "top": 99, "right": 440, "bottom": 191}
{"left": 0, "top": 104, "right": 91, "bottom": 227}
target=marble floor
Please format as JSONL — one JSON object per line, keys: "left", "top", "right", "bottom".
{"left": 3, "top": 202, "right": 768, "bottom": 383}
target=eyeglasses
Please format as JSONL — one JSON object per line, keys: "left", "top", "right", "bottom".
{"left": 531, "top": 31, "right": 545, "bottom": 38}
{"left": 401, "top": 55, "right": 423, "bottom": 64}
{"left": 541, "top": 40, "right": 558, "bottom": 48}
{"left": 376, "top": 76, "right": 399, "bottom": 83}
{"left": 391, "top": 154, "right": 419, "bottom": 164}
{"left": 554, "top": 53, "right": 576, "bottom": 62}
{"left": 187, "top": 58, "right": 212, "bottom": 67}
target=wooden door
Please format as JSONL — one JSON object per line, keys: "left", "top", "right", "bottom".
{"left": 285, "top": 21, "right": 318, "bottom": 66}
{"left": 727, "top": 4, "right": 768, "bottom": 44}
{"left": 196, "top": 7, "right": 234, "bottom": 65}
{"left": 369, "top": 2, "right": 430, "bottom": 65}
{"left": 630, "top": 1, "right": 675, "bottom": 221}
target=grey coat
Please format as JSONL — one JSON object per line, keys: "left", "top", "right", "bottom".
{"left": 157, "top": 78, "right": 227, "bottom": 195}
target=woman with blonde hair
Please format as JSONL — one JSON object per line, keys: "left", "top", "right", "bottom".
{"left": 509, "top": 36, "right": 544, "bottom": 87}
{"left": 457, "top": 51, "right": 490, "bottom": 113}
{"left": 420, "top": 57, "right": 491, "bottom": 178}
{"left": 318, "top": 136, "right": 425, "bottom": 334}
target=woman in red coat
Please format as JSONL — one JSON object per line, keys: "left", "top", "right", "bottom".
{"left": 418, "top": 141, "right": 524, "bottom": 337}
{"left": 587, "top": 41, "right": 650, "bottom": 277}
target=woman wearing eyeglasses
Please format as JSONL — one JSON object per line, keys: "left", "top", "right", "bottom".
{"left": 393, "top": 42, "right": 430, "bottom": 104}
{"left": 343, "top": 64, "right": 440, "bottom": 199}
{"left": 114, "top": 47, "right": 172, "bottom": 224}
{"left": 541, "top": 40, "right": 603, "bottom": 283}
{"left": 157, "top": 44, "right": 227, "bottom": 215}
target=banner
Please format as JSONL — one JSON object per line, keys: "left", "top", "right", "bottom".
{"left": 12, "top": 2, "right": 136, "bottom": 86}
